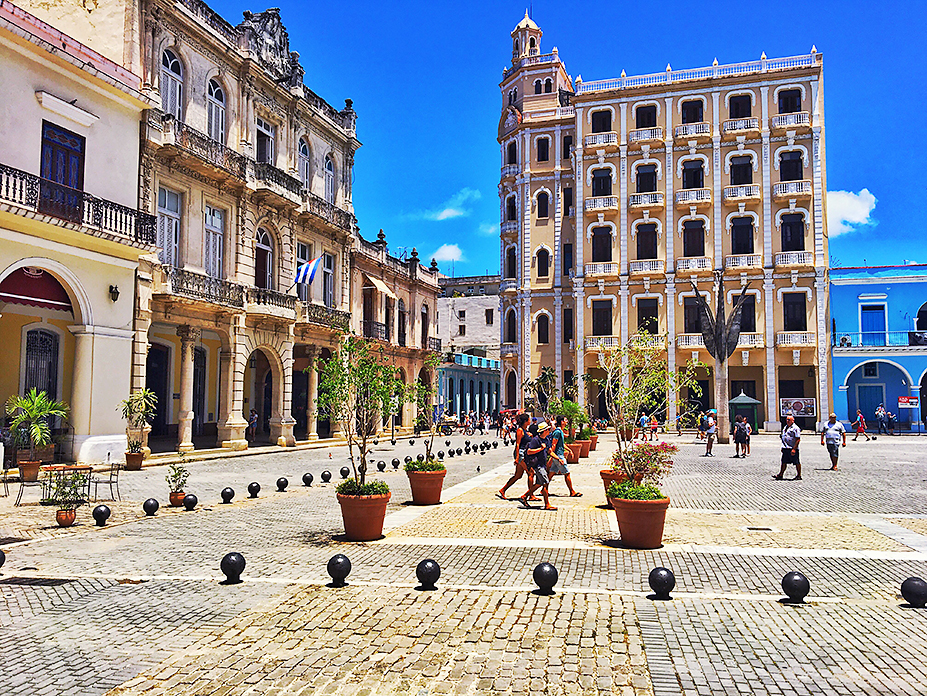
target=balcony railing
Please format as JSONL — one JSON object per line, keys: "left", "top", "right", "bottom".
{"left": 631, "top": 333, "right": 667, "bottom": 350}
{"left": 675, "top": 188, "right": 712, "bottom": 206}
{"left": 776, "top": 331, "right": 815, "bottom": 347}
{"left": 501, "top": 164, "right": 520, "bottom": 179}
{"left": 363, "top": 320, "right": 387, "bottom": 341}
{"left": 168, "top": 118, "right": 248, "bottom": 178}
{"left": 0, "top": 163, "right": 156, "bottom": 245}
{"left": 629, "top": 192, "right": 664, "bottom": 208}
{"left": 303, "top": 192, "right": 354, "bottom": 232}
{"left": 501, "top": 220, "right": 519, "bottom": 234}
{"left": 723, "top": 184, "right": 761, "bottom": 201}
{"left": 501, "top": 343, "right": 519, "bottom": 357}
{"left": 428, "top": 336, "right": 442, "bottom": 352}
{"left": 722, "top": 117, "right": 760, "bottom": 134}
{"left": 523, "top": 106, "right": 575, "bottom": 121}
{"left": 500, "top": 278, "right": 518, "bottom": 293}
{"left": 299, "top": 302, "right": 350, "bottom": 331}
{"left": 585, "top": 335, "right": 621, "bottom": 351}
{"left": 834, "top": 331, "right": 927, "bottom": 349}
{"left": 629, "top": 259, "right": 665, "bottom": 274}
{"left": 253, "top": 162, "right": 303, "bottom": 196}
{"left": 771, "top": 112, "right": 810, "bottom": 129}
{"left": 676, "top": 256, "right": 712, "bottom": 272}
{"left": 629, "top": 127, "right": 664, "bottom": 143}
{"left": 584, "top": 132, "right": 618, "bottom": 148}
{"left": 725, "top": 254, "right": 762, "bottom": 270}
{"left": 774, "top": 251, "right": 814, "bottom": 267}
{"left": 585, "top": 262, "right": 619, "bottom": 276}
{"left": 163, "top": 266, "right": 244, "bottom": 308}
{"left": 737, "top": 332, "right": 764, "bottom": 348}
{"left": 246, "top": 287, "right": 297, "bottom": 311}
{"left": 675, "top": 122, "right": 711, "bottom": 139}
{"left": 773, "top": 180, "right": 812, "bottom": 198}
{"left": 585, "top": 196, "right": 619, "bottom": 211}
{"left": 677, "top": 334, "right": 705, "bottom": 348}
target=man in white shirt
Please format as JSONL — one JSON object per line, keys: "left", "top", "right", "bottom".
{"left": 774, "top": 415, "right": 802, "bottom": 480}
{"left": 820, "top": 413, "right": 847, "bottom": 471}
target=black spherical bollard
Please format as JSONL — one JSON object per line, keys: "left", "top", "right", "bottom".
{"left": 437, "top": 451, "right": 444, "bottom": 459}
{"left": 302, "top": 472, "right": 313, "bottom": 487}
{"left": 92, "top": 504, "right": 111, "bottom": 527}
{"left": 464, "top": 446, "right": 471, "bottom": 455}
{"left": 391, "top": 458, "right": 400, "bottom": 470}
{"left": 409, "top": 439, "right": 415, "bottom": 447}
{"left": 533, "top": 562, "right": 558, "bottom": 596}
{"left": 456, "top": 448, "right": 463, "bottom": 456}
{"left": 327, "top": 553, "right": 352, "bottom": 587}
{"left": 445, "top": 440, "right": 451, "bottom": 448}
{"left": 339, "top": 467, "right": 350, "bottom": 479}
{"left": 373, "top": 439, "right": 379, "bottom": 446}
{"left": 143, "top": 498, "right": 159, "bottom": 516}
{"left": 404, "top": 456, "right": 413, "bottom": 465}
{"left": 220, "top": 552, "right": 245, "bottom": 585}
{"left": 391, "top": 439, "right": 397, "bottom": 446}
{"left": 781, "top": 571, "right": 810, "bottom": 603}
{"left": 465, "top": 440, "right": 470, "bottom": 446}
{"left": 276, "top": 477, "right": 288, "bottom": 492}
{"left": 321, "top": 470, "right": 332, "bottom": 483}
{"left": 182, "top": 493, "right": 198, "bottom": 511}
{"left": 416, "top": 559, "right": 441, "bottom": 591}
{"left": 0, "top": 548, "right": 5, "bottom": 572}
{"left": 220, "top": 487, "right": 235, "bottom": 504}
{"left": 480, "top": 449, "right": 486, "bottom": 456}
{"left": 493, "top": 441, "right": 499, "bottom": 449}
{"left": 377, "top": 460, "right": 386, "bottom": 472}
{"left": 901, "top": 577, "right": 927, "bottom": 608}
{"left": 248, "top": 482, "right": 261, "bottom": 498}
{"left": 448, "top": 450, "right": 455, "bottom": 458}
{"left": 648, "top": 567, "right": 676, "bottom": 600}
{"left": 417, "top": 453, "right": 425, "bottom": 462}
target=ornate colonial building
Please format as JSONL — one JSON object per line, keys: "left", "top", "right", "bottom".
{"left": 498, "top": 13, "right": 830, "bottom": 430}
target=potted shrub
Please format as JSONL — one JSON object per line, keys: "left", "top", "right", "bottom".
{"left": 165, "top": 461, "right": 189, "bottom": 506}
{"left": 317, "top": 335, "right": 403, "bottom": 541}
{"left": 119, "top": 388, "right": 158, "bottom": 460}
{"left": 125, "top": 439, "right": 144, "bottom": 471}
{"left": 404, "top": 354, "right": 446, "bottom": 505}
{"left": 52, "top": 471, "right": 87, "bottom": 527}
{"left": 405, "top": 458, "right": 447, "bottom": 505}
{"left": 605, "top": 440, "right": 678, "bottom": 548}
{"left": 5, "top": 389, "right": 69, "bottom": 482}
{"left": 575, "top": 425, "right": 593, "bottom": 458}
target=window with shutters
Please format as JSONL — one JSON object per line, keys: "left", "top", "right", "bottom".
{"left": 636, "top": 224, "right": 658, "bottom": 260}
{"left": 562, "top": 135, "right": 573, "bottom": 158}
{"left": 536, "top": 192, "right": 549, "bottom": 218}
{"left": 204, "top": 204, "right": 224, "bottom": 279}
{"left": 562, "top": 243, "right": 573, "bottom": 276}
{"left": 255, "top": 228, "right": 274, "bottom": 289}
{"left": 781, "top": 214, "right": 805, "bottom": 252}
{"left": 783, "top": 293, "right": 807, "bottom": 331}
{"left": 729, "top": 95, "right": 752, "bottom": 119}
{"left": 544, "top": 78, "right": 552, "bottom": 94}
{"left": 778, "top": 89, "right": 802, "bottom": 114}
{"left": 256, "top": 116, "right": 275, "bottom": 164}
{"left": 591, "top": 169, "right": 612, "bottom": 197}
{"left": 590, "top": 110, "right": 611, "bottom": 133}
{"left": 592, "top": 300, "right": 612, "bottom": 336}
{"left": 206, "top": 79, "right": 225, "bottom": 142}
{"left": 636, "top": 105, "right": 657, "bottom": 128}
{"left": 779, "top": 151, "right": 803, "bottom": 181}
{"left": 324, "top": 156, "right": 336, "bottom": 204}
{"left": 298, "top": 139, "right": 311, "bottom": 189}
{"left": 506, "top": 196, "right": 517, "bottom": 221}
{"left": 682, "top": 160, "right": 704, "bottom": 189}
{"left": 157, "top": 187, "right": 181, "bottom": 266}
{"left": 684, "top": 297, "right": 702, "bottom": 333}
{"left": 537, "top": 315, "right": 549, "bottom": 344}
{"left": 537, "top": 138, "right": 549, "bottom": 162}
{"left": 322, "top": 252, "right": 335, "bottom": 307}
{"left": 536, "top": 249, "right": 550, "bottom": 277}
{"left": 506, "top": 141, "right": 517, "bottom": 164}
{"left": 534, "top": 80, "right": 542, "bottom": 95}
{"left": 731, "top": 217, "right": 754, "bottom": 255}
{"left": 636, "top": 165, "right": 657, "bottom": 193}
{"left": 682, "top": 220, "right": 705, "bottom": 257}
{"left": 681, "top": 100, "right": 703, "bottom": 124}
{"left": 296, "top": 242, "right": 312, "bottom": 301}
{"left": 161, "top": 50, "right": 184, "bottom": 121}
{"left": 563, "top": 187, "right": 573, "bottom": 215}
{"left": 730, "top": 155, "right": 753, "bottom": 185}
{"left": 505, "top": 309, "right": 517, "bottom": 343}
{"left": 739, "top": 295, "right": 756, "bottom": 333}
{"left": 504, "top": 247, "right": 517, "bottom": 278}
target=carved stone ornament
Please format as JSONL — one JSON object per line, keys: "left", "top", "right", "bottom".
{"left": 238, "top": 9, "right": 295, "bottom": 80}
{"left": 503, "top": 107, "right": 522, "bottom": 133}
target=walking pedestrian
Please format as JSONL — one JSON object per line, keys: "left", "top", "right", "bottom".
{"left": 649, "top": 414, "right": 659, "bottom": 441}
{"left": 820, "top": 413, "right": 846, "bottom": 470}
{"left": 498, "top": 413, "right": 533, "bottom": 499}
{"left": 887, "top": 411, "right": 897, "bottom": 435}
{"left": 774, "top": 415, "right": 802, "bottom": 480}
{"left": 744, "top": 418, "right": 752, "bottom": 456}
{"left": 547, "top": 415, "right": 581, "bottom": 497}
{"left": 733, "top": 415, "right": 748, "bottom": 458}
{"left": 875, "top": 403, "right": 887, "bottom": 435}
{"left": 518, "top": 421, "right": 556, "bottom": 510}
{"left": 637, "top": 412, "right": 649, "bottom": 440}
{"left": 247, "top": 409, "right": 259, "bottom": 442}
{"left": 703, "top": 409, "right": 717, "bottom": 456}
{"left": 852, "top": 409, "right": 870, "bottom": 441}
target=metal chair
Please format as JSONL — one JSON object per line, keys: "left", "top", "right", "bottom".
{"left": 91, "top": 455, "right": 121, "bottom": 502}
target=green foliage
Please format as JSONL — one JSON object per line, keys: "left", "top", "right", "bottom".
{"left": 409, "top": 352, "right": 442, "bottom": 461}
{"left": 547, "top": 398, "right": 587, "bottom": 427}
{"left": 52, "top": 472, "right": 87, "bottom": 511}
{"left": 165, "top": 462, "right": 189, "bottom": 492}
{"left": 577, "top": 426, "right": 594, "bottom": 440}
{"left": 336, "top": 479, "right": 390, "bottom": 496}
{"left": 119, "top": 389, "right": 158, "bottom": 429}
{"left": 127, "top": 439, "right": 143, "bottom": 454}
{"left": 5, "top": 388, "right": 69, "bottom": 461}
{"left": 564, "top": 435, "right": 576, "bottom": 445}
{"left": 606, "top": 479, "right": 667, "bottom": 501}
{"left": 609, "top": 441, "right": 677, "bottom": 485}
{"left": 404, "top": 459, "right": 446, "bottom": 472}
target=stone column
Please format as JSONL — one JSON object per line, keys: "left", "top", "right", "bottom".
{"left": 176, "top": 325, "right": 200, "bottom": 453}
{"left": 269, "top": 327, "right": 296, "bottom": 447}
{"left": 306, "top": 345, "right": 319, "bottom": 440}
{"left": 216, "top": 347, "right": 246, "bottom": 450}
{"left": 220, "top": 317, "right": 249, "bottom": 449}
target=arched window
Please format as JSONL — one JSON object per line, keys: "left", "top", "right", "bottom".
{"left": 506, "top": 141, "right": 517, "bottom": 165}
{"left": 24, "top": 328, "right": 59, "bottom": 400}
{"left": 506, "top": 196, "right": 517, "bottom": 221}
{"left": 534, "top": 80, "right": 542, "bottom": 95}
{"left": 255, "top": 228, "right": 274, "bottom": 289}
{"left": 529, "top": 37, "right": 536, "bottom": 50}
{"left": 324, "top": 155, "right": 335, "bottom": 204}
{"left": 682, "top": 160, "right": 705, "bottom": 189}
{"left": 514, "top": 39, "right": 519, "bottom": 55}
{"left": 916, "top": 302, "right": 927, "bottom": 331}
{"left": 398, "top": 298, "right": 407, "bottom": 346}
{"left": 421, "top": 303, "right": 430, "bottom": 348}
{"left": 536, "top": 248, "right": 550, "bottom": 277}
{"left": 537, "top": 315, "right": 549, "bottom": 344}
{"left": 161, "top": 50, "right": 184, "bottom": 121}
{"left": 504, "top": 247, "right": 517, "bottom": 279}
{"left": 781, "top": 213, "right": 806, "bottom": 252}
{"left": 536, "top": 192, "right": 549, "bottom": 218}
{"left": 505, "top": 309, "right": 517, "bottom": 343}
{"left": 298, "top": 138, "right": 311, "bottom": 189}
{"left": 544, "top": 78, "right": 552, "bottom": 93}
{"left": 780, "top": 151, "right": 804, "bottom": 181}
{"left": 206, "top": 79, "right": 225, "bottom": 142}
{"left": 591, "top": 169, "right": 612, "bottom": 197}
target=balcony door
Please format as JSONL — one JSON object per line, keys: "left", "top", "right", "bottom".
{"left": 591, "top": 300, "right": 612, "bottom": 337}
{"left": 591, "top": 228, "right": 612, "bottom": 263}
{"left": 40, "top": 121, "right": 85, "bottom": 223}
{"left": 860, "top": 305, "right": 886, "bottom": 346}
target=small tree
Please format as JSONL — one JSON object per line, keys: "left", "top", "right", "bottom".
{"left": 409, "top": 352, "right": 441, "bottom": 461}
{"left": 588, "top": 331, "right": 704, "bottom": 479}
{"left": 6, "top": 388, "right": 69, "bottom": 461}
{"left": 316, "top": 335, "right": 401, "bottom": 489}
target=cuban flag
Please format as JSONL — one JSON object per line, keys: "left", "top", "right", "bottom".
{"left": 295, "top": 256, "right": 322, "bottom": 285}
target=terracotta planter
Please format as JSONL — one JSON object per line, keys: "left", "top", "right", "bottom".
{"left": 608, "top": 496, "right": 670, "bottom": 549}
{"left": 125, "top": 452, "right": 144, "bottom": 471}
{"left": 619, "top": 428, "right": 634, "bottom": 442}
{"left": 337, "top": 492, "right": 391, "bottom": 541}
{"left": 576, "top": 439, "right": 591, "bottom": 458}
{"left": 19, "top": 460, "right": 41, "bottom": 483}
{"left": 565, "top": 443, "right": 581, "bottom": 464}
{"left": 169, "top": 491, "right": 185, "bottom": 507}
{"left": 56, "top": 509, "right": 76, "bottom": 527}
{"left": 406, "top": 469, "right": 447, "bottom": 505}
{"left": 589, "top": 435, "right": 598, "bottom": 451}
{"left": 600, "top": 469, "right": 629, "bottom": 508}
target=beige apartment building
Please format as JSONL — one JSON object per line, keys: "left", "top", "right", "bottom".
{"left": 498, "top": 13, "right": 830, "bottom": 430}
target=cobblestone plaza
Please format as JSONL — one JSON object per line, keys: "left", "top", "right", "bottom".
{"left": 2, "top": 433, "right": 926, "bottom": 695}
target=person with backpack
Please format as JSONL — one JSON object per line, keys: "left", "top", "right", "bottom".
{"left": 733, "top": 415, "right": 748, "bottom": 458}
{"left": 518, "top": 421, "right": 556, "bottom": 510}
{"left": 547, "top": 415, "right": 581, "bottom": 498}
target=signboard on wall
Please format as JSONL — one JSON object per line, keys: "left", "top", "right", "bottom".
{"left": 780, "top": 398, "right": 816, "bottom": 417}
{"left": 899, "top": 396, "right": 920, "bottom": 409}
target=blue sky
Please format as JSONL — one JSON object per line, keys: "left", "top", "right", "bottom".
{"left": 213, "top": 0, "right": 925, "bottom": 273}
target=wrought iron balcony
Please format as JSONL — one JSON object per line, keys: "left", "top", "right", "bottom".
{"left": 0, "top": 163, "right": 156, "bottom": 246}
{"left": 301, "top": 192, "right": 354, "bottom": 233}
{"left": 163, "top": 266, "right": 244, "bottom": 308}
{"left": 363, "top": 320, "right": 387, "bottom": 341}
{"left": 299, "top": 302, "right": 350, "bottom": 331}
{"left": 501, "top": 220, "right": 519, "bottom": 235}
{"left": 163, "top": 117, "right": 248, "bottom": 179}
{"left": 834, "top": 331, "right": 927, "bottom": 349}
{"left": 428, "top": 336, "right": 442, "bottom": 352}
{"left": 246, "top": 287, "right": 297, "bottom": 317}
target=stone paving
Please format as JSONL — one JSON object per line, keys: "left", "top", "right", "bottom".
{"left": 0, "top": 432, "right": 925, "bottom": 694}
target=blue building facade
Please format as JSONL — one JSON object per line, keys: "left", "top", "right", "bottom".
{"left": 437, "top": 353, "right": 501, "bottom": 418}
{"left": 831, "top": 265, "right": 927, "bottom": 431}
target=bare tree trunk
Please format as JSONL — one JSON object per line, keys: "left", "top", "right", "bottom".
{"left": 715, "top": 357, "right": 730, "bottom": 444}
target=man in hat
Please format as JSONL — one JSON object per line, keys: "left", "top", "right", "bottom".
{"left": 518, "top": 421, "right": 557, "bottom": 510}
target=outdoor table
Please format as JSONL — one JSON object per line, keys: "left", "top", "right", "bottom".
{"left": 40, "top": 464, "right": 93, "bottom": 504}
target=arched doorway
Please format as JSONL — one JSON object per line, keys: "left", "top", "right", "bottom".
{"left": 243, "top": 348, "right": 278, "bottom": 444}
{"left": 146, "top": 343, "right": 170, "bottom": 438}
{"left": 505, "top": 371, "right": 517, "bottom": 409}
{"left": 316, "top": 347, "right": 332, "bottom": 438}
{"left": 845, "top": 360, "right": 914, "bottom": 430}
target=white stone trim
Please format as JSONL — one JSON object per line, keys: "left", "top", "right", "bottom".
{"left": 725, "top": 287, "right": 762, "bottom": 303}
{"left": 631, "top": 99, "right": 662, "bottom": 120}
{"left": 678, "top": 289, "right": 712, "bottom": 306}
{"left": 724, "top": 149, "right": 759, "bottom": 173}
{"left": 531, "top": 308, "right": 552, "bottom": 324}
{"left": 35, "top": 91, "right": 99, "bottom": 127}
{"left": 586, "top": 162, "right": 618, "bottom": 185}
{"left": 774, "top": 206, "right": 810, "bottom": 231}
{"left": 775, "top": 284, "right": 812, "bottom": 301}
{"left": 725, "top": 210, "right": 760, "bottom": 230}
{"left": 773, "top": 144, "right": 809, "bottom": 170}
{"left": 586, "top": 220, "right": 617, "bottom": 240}
{"left": 586, "top": 105, "right": 616, "bottom": 125}
{"left": 630, "top": 158, "right": 663, "bottom": 183}
{"left": 676, "top": 153, "right": 710, "bottom": 178}
{"left": 586, "top": 293, "right": 617, "bottom": 308}
{"left": 677, "top": 94, "right": 707, "bottom": 115}
{"left": 630, "top": 217, "right": 663, "bottom": 239}
{"left": 774, "top": 83, "right": 807, "bottom": 102}
{"left": 630, "top": 293, "right": 664, "bottom": 307}
{"left": 724, "top": 88, "right": 757, "bottom": 109}
{"left": 677, "top": 212, "right": 711, "bottom": 236}
{"left": 531, "top": 186, "right": 553, "bottom": 202}
{"left": 0, "top": 257, "right": 94, "bottom": 325}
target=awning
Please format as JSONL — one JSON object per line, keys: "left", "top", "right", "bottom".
{"left": 0, "top": 267, "right": 73, "bottom": 313}
{"left": 363, "top": 274, "right": 397, "bottom": 300}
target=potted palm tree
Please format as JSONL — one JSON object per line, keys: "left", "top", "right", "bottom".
{"left": 5, "top": 389, "right": 69, "bottom": 482}
{"left": 316, "top": 335, "right": 400, "bottom": 541}
{"left": 404, "top": 353, "right": 446, "bottom": 505}
{"left": 165, "top": 461, "right": 189, "bottom": 506}
{"left": 119, "top": 388, "right": 157, "bottom": 466}
{"left": 125, "top": 439, "right": 144, "bottom": 471}
{"left": 52, "top": 471, "right": 87, "bottom": 527}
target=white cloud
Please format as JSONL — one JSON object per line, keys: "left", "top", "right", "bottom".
{"left": 827, "top": 189, "right": 877, "bottom": 237}
{"left": 407, "top": 188, "right": 481, "bottom": 221}
{"left": 477, "top": 222, "right": 497, "bottom": 236}
{"left": 430, "top": 243, "right": 464, "bottom": 262}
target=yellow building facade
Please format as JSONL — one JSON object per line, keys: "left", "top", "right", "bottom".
{"left": 498, "top": 13, "right": 830, "bottom": 430}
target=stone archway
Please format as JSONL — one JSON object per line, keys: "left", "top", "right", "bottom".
{"left": 243, "top": 345, "right": 288, "bottom": 445}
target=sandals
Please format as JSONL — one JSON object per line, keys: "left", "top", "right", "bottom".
{"left": 772, "top": 475, "right": 783, "bottom": 480}
{"left": 569, "top": 492, "right": 583, "bottom": 497}
{"left": 517, "top": 496, "right": 530, "bottom": 509}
